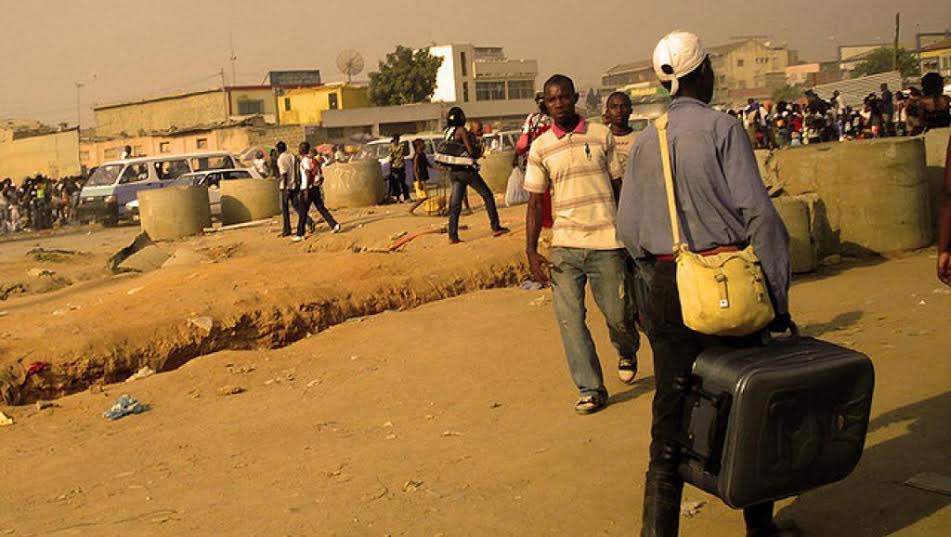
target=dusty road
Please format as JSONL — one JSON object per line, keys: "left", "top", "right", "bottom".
{"left": 0, "top": 246, "right": 948, "bottom": 536}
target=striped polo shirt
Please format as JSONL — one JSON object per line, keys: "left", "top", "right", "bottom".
{"left": 524, "top": 118, "right": 624, "bottom": 250}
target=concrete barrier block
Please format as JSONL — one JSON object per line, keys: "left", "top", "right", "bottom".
{"left": 220, "top": 178, "right": 280, "bottom": 226}
{"left": 138, "top": 186, "right": 211, "bottom": 241}
{"left": 772, "top": 196, "right": 818, "bottom": 274}
{"left": 771, "top": 137, "right": 931, "bottom": 254}
{"left": 323, "top": 160, "right": 386, "bottom": 209}
{"left": 480, "top": 150, "right": 517, "bottom": 194}
{"left": 922, "top": 128, "right": 950, "bottom": 234}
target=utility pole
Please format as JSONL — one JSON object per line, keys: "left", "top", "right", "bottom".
{"left": 229, "top": 29, "right": 238, "bottom": 87}
{"left": 893, "top": 12, "right": 901, "bottom": 73}
{"left": 75, "top": 82, "right": 84, "bottom": 176}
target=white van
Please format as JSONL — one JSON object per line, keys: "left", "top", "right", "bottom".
{"left": 77, "top": 152, "right": 243, "bottom": 225}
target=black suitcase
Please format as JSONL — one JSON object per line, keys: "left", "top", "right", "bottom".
{"left": 676, "top": 336, "right": 875, "bottom": 509}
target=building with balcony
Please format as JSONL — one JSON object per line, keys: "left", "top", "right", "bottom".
{"left": 428, "top": 44, "right": 538, "bottom": 104}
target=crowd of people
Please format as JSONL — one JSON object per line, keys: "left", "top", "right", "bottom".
{"left": 729, "top": 73, "right": 951, "bottom": 149}
{"left": 0, "top": 175, "right": 83, "bottom": 233}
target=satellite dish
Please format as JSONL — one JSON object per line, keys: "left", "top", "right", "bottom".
{"left": 336, "top": 49, "right": 365, "bottom": 83}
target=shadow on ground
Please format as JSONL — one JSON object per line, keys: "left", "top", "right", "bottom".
{"left": 779, "top": 390, "right": 951, "bottom": 536}
{"left": 799, "top": 310, "right": 863, "bottom": 337}
{"left": 609, "top": 376, "right": 656, "bottom": 406}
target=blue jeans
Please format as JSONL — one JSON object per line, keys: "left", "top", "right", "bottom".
{"left": 550, "top": 247, "right": 640, "bottom": 398}
{"left": 448, "top": 168, "right": 501, "bottom": 241}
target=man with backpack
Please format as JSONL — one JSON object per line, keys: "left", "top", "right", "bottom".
{"left": 616, "top": 31, "right": 794, "bottom": 537}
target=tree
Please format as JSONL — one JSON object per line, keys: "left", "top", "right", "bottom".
{"left": 368, "top": 46, "right": 444, "bottom": 106}
{"left": 852, "top": 47, "right": 920, "bottom": 78}
{"left": 771, "top": 84, "right": 803, "bottom": 103}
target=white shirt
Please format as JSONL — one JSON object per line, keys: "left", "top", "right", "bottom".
{"left": 253, "top": 158, "right": 268, "bottom": 176}
{"left": 277, "top": 152, "right": 298, "bottom": 189}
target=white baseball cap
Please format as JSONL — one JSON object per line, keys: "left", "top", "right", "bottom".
{"left": 653, "top": 31, "right": 708, "bottom": 96}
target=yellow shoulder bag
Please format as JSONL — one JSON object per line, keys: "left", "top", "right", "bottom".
{"left": 655, "top": 113, "right": 774, "bottom": 337}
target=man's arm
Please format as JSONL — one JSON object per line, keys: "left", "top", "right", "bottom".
{"left": 721, "top": 120, "right": 791, "bottom": 317}
{"left": 455, "top": 128, "right": 480, "bottom": 159}
{"left": 523, "top": 146, "right": 552, "bottom": 284}
{"left": 938, "top": 136, "right": 951, "bottom": 285}
{"left": 605, "top": 131, "right": 624, "bottom": 202}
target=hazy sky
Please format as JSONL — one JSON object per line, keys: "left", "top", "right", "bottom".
{"left": 0, "top": 0, "right": 944, "bottom": 126}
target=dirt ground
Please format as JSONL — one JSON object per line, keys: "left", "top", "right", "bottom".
{"left": 0, "top": 201, "right": 949, "bottom": 536}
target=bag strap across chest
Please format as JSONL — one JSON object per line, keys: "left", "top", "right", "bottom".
{"left": 655, "top": 113, "right": 684, "bottom": 254}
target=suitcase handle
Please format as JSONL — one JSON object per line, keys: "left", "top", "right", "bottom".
{"left": 765, "top": 321, "right": 800, "bottom": 346}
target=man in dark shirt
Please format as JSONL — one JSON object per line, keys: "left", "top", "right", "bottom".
{"left": 880, "top": 83, "right": 895, "bottom": 136}
{"left": 617, "top": 31, "right": 796, "bottom": 537}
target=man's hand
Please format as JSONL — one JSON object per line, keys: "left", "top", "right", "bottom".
{"left": 767, "top": 313, "right": 794, "bottom": 334}
{"left": 526, "top": 250, "right": 552, "bottom": 285}
{"left": 938, "top": 251, "right": 951, "bottom": 286}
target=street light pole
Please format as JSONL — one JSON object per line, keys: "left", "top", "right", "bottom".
{"left": 75, "top": 82, "right": 84, "bottom": 176}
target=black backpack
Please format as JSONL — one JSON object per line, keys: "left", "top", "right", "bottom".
{"left": 434, "top": 127, "right": 478, "bottom": 168}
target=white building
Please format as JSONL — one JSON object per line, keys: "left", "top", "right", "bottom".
{"left": 427, "top": 44, "right": 538, "bottom": 104}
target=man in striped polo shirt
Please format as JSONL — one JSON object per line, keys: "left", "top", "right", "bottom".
{"left": 524, "top": 74, "right": 640, "bottom": 415}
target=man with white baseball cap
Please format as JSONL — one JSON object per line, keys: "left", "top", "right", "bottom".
{"left": 617, "top": 31, "right": 794, "bottom": 537}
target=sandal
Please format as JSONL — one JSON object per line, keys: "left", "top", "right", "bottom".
{"left": 574, "top": 394, "right": 605, "bottom": 415}
{"left": 492, "top": 227, "right": 511, "bottom": 237}
{"left": 618, "top": 357, "right": 638, "bottom": 385}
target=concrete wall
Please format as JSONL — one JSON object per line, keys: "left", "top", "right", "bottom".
{"left": 771, "top": 137, "right": 932, "bottom": 254}
{"left": 0, "top": 130, "right": 80, "bottom": 180}
{"left": 94, "top": 91, "right": 229, "bottom": 137}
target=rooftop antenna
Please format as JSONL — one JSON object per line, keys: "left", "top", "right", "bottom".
{"left": 336, "top": 49, "right": 365, "bottom": 83}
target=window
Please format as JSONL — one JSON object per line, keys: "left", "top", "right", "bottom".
{"left": 460, "top": 52, "right": 468, "bottom": 76}
{"left": 191, "top": 156, "right": 235, "bottom": 171}
{"left": 737, "top": 59, "right": 745, "bottom": 67}
{"left": 119, "top": 165, "right": 146, "bottom": 184}
{"left": 507, "top": 80, "right": 534, "bottom": 100}
{"left": 196, "top": 138, "right": 208, "bottom": 149}
{"left": 159, "top": 142, "right": 171, "bottom": 154}
{"left": 284, "top": 98, "right": 292, "bottom": 111}
{"left": 327, "top": 127, "right": 344, "bottom": 139}
{"left": 223, "top": 170, "right": 252, "bottom": 180}
{"left": 756, "top": 57, "right": 769, "bottom": 64}
{"left": 237, "top": 99, "right": 264, "bottom": 115}
{"left": 475, "top": 81, "right": 506, "bottom": 101}
{"left": 463, "top": 81, "right": 469, "bottom": 102}
{"left": 328, "top": 93, "right": 339, "bottom": 110}
{"left": 154, "top": 159, "right": 190, "bottom": 180}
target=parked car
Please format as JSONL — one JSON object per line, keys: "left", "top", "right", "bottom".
{"left": 124, "top": 168, "right": 259, "bottom": 218}
{"left": 76, "top": 152, "right": 243, "bottom": 225}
